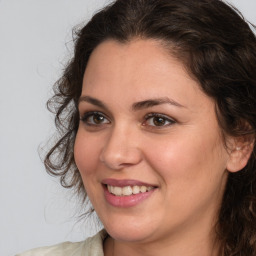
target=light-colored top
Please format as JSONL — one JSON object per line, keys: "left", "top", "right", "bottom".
{"left": 16, "top": 229, "right": 107, "bottom": 256}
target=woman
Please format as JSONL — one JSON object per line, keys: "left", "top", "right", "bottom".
{"left": 18, "top": 0, "right": 256, "bottom": 255}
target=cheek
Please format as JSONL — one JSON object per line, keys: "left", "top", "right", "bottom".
{"left": 144, "top": 134, "right": 228, "bottom": 219}
{"left": 74, "top": 130, "right": 101, "bottom": 177}
{"left": 144, "top": 132, "right": 227, "bottom": 190}
{"left": 74, "top": 131, "right": 106, "bottom": 206}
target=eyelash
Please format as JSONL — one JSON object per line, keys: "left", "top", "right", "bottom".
{"left": 80, "top": 111, "right": 110, "bottom": 126}
{"left": 79, "top": 111, "right": 176, "bottom": 128}
{"left": 143, "top": 113, "right": 176, "bottom": 128}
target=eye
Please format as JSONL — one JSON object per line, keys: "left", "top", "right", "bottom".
{"left": 80, "top": 111, "right": 110, "bottom": 126}
{"left": 143, "top": 113, "right": 175, "bottom": 127}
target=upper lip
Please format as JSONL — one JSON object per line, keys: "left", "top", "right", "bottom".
{"left": 102, "top": 178, "right": 157, "bottom": 187}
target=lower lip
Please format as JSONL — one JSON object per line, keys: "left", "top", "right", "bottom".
{"left": 103, "top": 185, "right": 155, "bottom": 208}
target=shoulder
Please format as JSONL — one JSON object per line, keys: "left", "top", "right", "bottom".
{"left": 16, "top": 229, "right": 107, "bottom": 256}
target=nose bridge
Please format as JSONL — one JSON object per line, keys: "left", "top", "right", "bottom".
{"left": 99, "top": 122, "right": 142, "bottom": 170}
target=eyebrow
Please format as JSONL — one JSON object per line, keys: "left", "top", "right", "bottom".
{"left": 78, "top": 96, "right": 109, "bottom": 110}
{"left": 131, "top": 97, "right": 186, "bottom": 111}
{"left": 78, "top": 96, "right": 186, "bottom": 111}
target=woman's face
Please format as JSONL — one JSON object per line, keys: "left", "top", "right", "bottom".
{"left": 74, "top": 39, "right": 230, "bottom": 244}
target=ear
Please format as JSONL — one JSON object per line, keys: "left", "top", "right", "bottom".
{"left": 226, "top": 137, "right": 254, "bottom": 173}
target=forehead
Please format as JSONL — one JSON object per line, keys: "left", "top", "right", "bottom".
{"left": 83, "top": 39, "right": 188, "bottom": 85}
{"left": 82, "top": 39, "right": 210, "bottom": 110}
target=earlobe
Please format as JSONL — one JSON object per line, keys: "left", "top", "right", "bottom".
{"left": 226, "top": 142, "right": 254, "bottom": 173}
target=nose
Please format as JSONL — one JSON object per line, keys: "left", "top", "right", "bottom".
{"left": 99, "top": 126, "right": 143, "bottom": 170}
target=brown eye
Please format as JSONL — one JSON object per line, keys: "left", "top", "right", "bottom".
{"left": 92, "top": 114, "right": 105, "bottom": 124}
{"left": 144, "top": 113, "right": 175, "bottom": 127}
{"left": 152, "top": 116, "right": 166, "bottom": 126}
{"left": 80, "top": 112, "right": 110, "bottom": 126}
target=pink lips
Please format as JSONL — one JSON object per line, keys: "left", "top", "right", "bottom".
{"left": 102, "top": 179, "right": 157, "bottom": 208}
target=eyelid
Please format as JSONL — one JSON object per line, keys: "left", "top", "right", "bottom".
{"left": 144, "top": 112, "right": 175, "bottom": 120}
{"left": 80, "top": 111, "right": 111, "bottom": 125}
{"left": 143, "top": 112, "right": 176, "bottom": 127}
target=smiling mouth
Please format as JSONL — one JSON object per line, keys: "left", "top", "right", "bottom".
{"left": 107, "top": 185, "right": 154, "bottom": 196}
{"left": 102, "top": 179, "right": 157, "bottom": 207}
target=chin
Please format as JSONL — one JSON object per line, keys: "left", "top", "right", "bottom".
{"left": 102, "top": 216, "right": 159, "bottom": 243}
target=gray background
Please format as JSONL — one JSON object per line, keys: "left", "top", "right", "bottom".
{"left": 0, "top": 0, "right": 255, "bottom": 255}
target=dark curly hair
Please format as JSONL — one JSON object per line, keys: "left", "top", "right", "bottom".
{"left": 45, "top": 0, "right": 256, "bottom": 254}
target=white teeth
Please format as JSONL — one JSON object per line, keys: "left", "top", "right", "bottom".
{"left": 123, "top": 186, "right": 133, "bottom": 196}
{"left": 107, "top": 185, "right": 154, "bottom": 196}
{"left": 113, "top": 186, "right": 122, "bottom": 196}
{"left": 132, "top": 185, "right": 140, "bottom": 194}
{"left": 140, "top": 186, "right": 147, "bottom": 193}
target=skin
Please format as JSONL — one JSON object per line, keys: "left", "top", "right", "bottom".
{"left": 74, "top": 39, "right": 242, "bottom": 256}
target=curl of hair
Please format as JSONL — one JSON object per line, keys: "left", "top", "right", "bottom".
{"left": 45, "top": 0, "right": 256, "bottom": 254}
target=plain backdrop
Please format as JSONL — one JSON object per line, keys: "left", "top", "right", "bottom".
{"left": 0, "top": 0, "right": 255, "bottom": 255}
